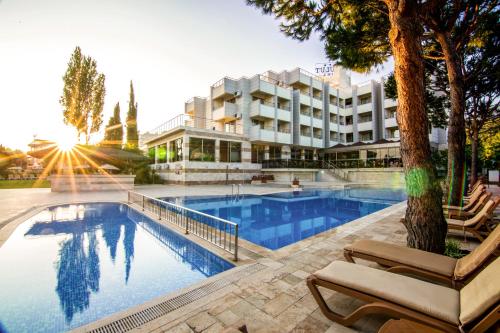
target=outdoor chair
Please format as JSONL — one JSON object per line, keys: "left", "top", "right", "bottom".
{"left": 444, "top": 192, "right": 492, "bottom": 220}
{"left": 463, "top": 184, "right": 486, "bottom": 203}
{"left": 343, "top": 223, "right": 500, "bottom": 288}
{"left": 306, "top": 257, "right": 500, "bottom": 333}
{"left": 447, "top": 197, "right": 500, "bottom": 242}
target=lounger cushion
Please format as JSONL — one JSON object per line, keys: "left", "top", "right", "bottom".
{"left": 459, "top": 257, "right": 500, "bottom": 325}
{"left": 313, "top": 261, "right": 460, "bottom": 324}
{"left": 455, "top": 225, "right": 500, "bottom": 280}
{"left": 345, "top": 240, "right": 457, "bottom": 277}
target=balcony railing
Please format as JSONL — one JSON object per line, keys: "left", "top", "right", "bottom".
{"left": 149, "top": 114, "right": 243, "bottom": 137}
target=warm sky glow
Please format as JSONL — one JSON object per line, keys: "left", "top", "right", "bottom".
{"left": 0, "top": 0, "right": 394, "bottom": 150}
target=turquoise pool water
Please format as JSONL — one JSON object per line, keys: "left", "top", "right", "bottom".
{"left": 162, "top": 187, "right": 406, "bottom": 250}
{"left": 0, "top": 203, "right": 233, "bottom": 333}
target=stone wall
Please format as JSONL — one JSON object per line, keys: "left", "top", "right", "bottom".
{"left": 49, "top": 175, "right": 136, "bottom": 192}
{"left": 345, "top": 168, "right": 404, "bottom": 186}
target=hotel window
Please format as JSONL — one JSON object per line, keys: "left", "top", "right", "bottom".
{"left": 220, "top": 141, "right": 241, "bottom": 163}
{"left": 291, "top": 148, "right": 301, "bottom": 160}
{"left": 304, "top": 149, "right": 313, "bottom": 160}
{"left": 251, "top": 144, "right": 265, "bottom": 163}
{"left": 169, "top": 138, "right": 183, "bottom": 162}
{"left": 157, "top": 144, "right": 167, "bottom": 163}
{"left": 269, "top": 146, "right": 281, "bottom": 160}
{"left": 189, "top": 137, "right": 215, "bottom": 162}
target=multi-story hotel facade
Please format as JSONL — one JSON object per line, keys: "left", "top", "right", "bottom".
{"left": 143, "top": 67, "right": 447, "bottom": 185}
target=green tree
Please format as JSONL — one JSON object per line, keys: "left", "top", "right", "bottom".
{"left": 420, "top": 1, "right": 498, "bottom": 205}
{"left": 126, "top": 81, "right": 139, "bottom": 149}
{"left": 103, "top": 102, "right": 123, "bottom": 148}
{"left": 60, "top": 47, "right": 106, "bottom": 144}
{"left": 384, "top": 71, "right": 448, "bottom": 129}
{"left": 247, "top": 0, "right": 447, "bottom": 252}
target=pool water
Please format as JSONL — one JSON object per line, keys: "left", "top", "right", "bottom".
{"left": 0, "top": 203, "right": 233, "bottom": 333}
{"left": 163, "top": 188, "right": 406, "bottom": 250}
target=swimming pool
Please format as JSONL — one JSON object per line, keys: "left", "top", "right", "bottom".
{"left": 162, "top": 187, "right": 406, "bottom": 250}
{"left": 0, "top": 203, "right": 233, "bottom": 333}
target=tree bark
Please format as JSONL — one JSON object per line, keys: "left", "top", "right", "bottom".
{"left": 470, "top": 118, "right": 479, "bottom": 185}
{"left": 435, "top": 32, "right": 466, "bottom": 206}
{"left": 386, "top": 0, "right": 447, "bottom": 253}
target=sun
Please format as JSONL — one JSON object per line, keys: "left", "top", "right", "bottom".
{"left": 57, "top": 137, "right": 78, "bottom": 152}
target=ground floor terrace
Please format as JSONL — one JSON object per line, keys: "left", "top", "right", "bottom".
{"left": 145, "top": 127, "right": 406, "bottom": 185}
{"left": 0, "top": 185, "right": 490, "bottom": 333}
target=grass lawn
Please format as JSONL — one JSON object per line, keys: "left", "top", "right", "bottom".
{"left": 0, "top": 179, "right": 51, "bottom": 189}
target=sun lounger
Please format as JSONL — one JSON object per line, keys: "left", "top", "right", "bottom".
{"left": 447, "top": 197, "right": 500, "bottom": 241}
{"left": 445, "top": 192, "right": 492, "bottom": 219}
{"left": 306, "top": 257, "right": 500, "bottom": 333}
{"left": 344, "top": 223, "right": 500, "bottom": 288}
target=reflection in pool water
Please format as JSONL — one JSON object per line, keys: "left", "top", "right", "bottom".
{"left": 0, "top": 203, "right": 233, "bottom": 333}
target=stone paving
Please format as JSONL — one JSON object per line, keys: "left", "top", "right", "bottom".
{"left": 0, "top": 184, "right": 494, "bottom": 333}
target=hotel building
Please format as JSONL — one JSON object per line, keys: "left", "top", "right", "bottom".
{"left": 143, "top": 67, "right": 447, "bottom": 185}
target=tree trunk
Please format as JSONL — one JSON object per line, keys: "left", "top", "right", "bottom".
{"left": 435, "top": 32, "right": 466, "bottom": 206}
{"left": 470, "top": 119, "right": 479, "bottom": 186}
{"left": 386, "top": 0, "right": 447, "bottom": 253}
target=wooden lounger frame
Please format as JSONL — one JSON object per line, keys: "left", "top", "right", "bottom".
{"left": 306, "top": 275, "right": 500, "bottom": 333}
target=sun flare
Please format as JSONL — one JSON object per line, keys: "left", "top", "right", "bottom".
{"left": 56, "top": 137, "right": 78, "bottom": 152}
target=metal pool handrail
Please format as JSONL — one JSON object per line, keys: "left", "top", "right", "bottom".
{"left": 127, "top": 191, "right": 239, "bottom": 261}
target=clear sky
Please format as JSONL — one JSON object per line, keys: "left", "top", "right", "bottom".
{"left": 0, "top": 0, "right": 394, "bottom": 150}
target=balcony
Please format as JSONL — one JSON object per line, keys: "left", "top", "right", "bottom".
{"left": 312, "top": 97, "right": 323, "bottom": 109}
{"left": 299, "top": 93, "right": 311, "bottom": 106}
{"left": 277, "top": 131, "right": 292, "bottom": 144}
{"left": 213, "top": 101, "right": 237, "bottom": 121}
{"left": 384, "top": 98, "right": 398, "bottom": 108}
{"left": 312, "top": 117, "right": 323, "bottom": 128}
{"left": 300, "top": 135, "right": 312, "bottom": 146}
{"left": 312, "top": 138, "right": 323, "bottom": 148}
{"left": 250, "top": 100, "right": 274, "bottom": 119}
{"left": 300, "top": 114, "right": 311, "bottom": 125}
{"left": 385, "top": 117, "right": 397, "bottom": 128}
{"left": 250, "top": 75, "right": 276, "bottom": 96}
{"left": 212, "top": 77, "right": 237, "bottom": 99}
{"left": 339, "top": 124, "right": 353, "bottom": 133}
{"left": 289, "top": 68, "right": 312, "bottom": 86}
{"left": 277, "top": 108, "right": 291, "bottom": 122}
{"left": 357, "top": 121, "right": 373, "bottom": 132}
{"left": 357, "top": 103, "right": 372, "bottom": 114}
{"left": 250, "top": 126, "right": 275, "bottom": 142}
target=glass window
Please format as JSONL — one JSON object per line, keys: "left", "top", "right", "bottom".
{"left": 148, "top": 147, "right": 155, "bottom": 163}
{"left": 157, "top": 144, "right": 167, "bottom": 163}
{"left": 269, "top": 146, "right": 282, "bottom": 160}
{"left": 230, "top": 142, "right": 241, "bottom": 162}
{"left": 169, "top": 138, "right": 183, "bottom": 162}
{"left": 220, "top": 141, "right": 229, "bottom": 162}
{"left": 291, "top": 148, "right": 301, "bottom": 160}
{"left": 252, "top": 144, "right": 265, "bottom": 163}
{"left": 220, "top": 141, "right": 241, "bottom": 163}
{"left": 189, "top": 137, "right": 215, "bottom": 162}
{"left": 304, "top": 150, "right": 313, "bottom": 160}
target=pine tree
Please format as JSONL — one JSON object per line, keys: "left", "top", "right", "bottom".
{"left": 126, "top": 81, "right": 139, "bottom": 150}
{"left": 104, "top": 102, "right": 123, "bottom": 148}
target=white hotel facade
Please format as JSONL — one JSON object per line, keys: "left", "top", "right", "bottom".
{"left": 143, "top": 67, "right": 447, "bottom": 185}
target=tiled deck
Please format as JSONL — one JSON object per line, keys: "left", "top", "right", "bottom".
{"left": 0, "top": 184, "right": 489, "bottom": 333}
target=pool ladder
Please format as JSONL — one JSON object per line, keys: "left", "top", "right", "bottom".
{"left": 231, "top": 184, "right": 243, "bottom": 201}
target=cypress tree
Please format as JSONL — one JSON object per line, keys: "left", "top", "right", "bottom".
{"left": 126, "top": 81, "right": 139, "bottom": 150}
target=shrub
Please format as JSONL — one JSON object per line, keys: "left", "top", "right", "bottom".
{"left": 444, "top": 239, "right": 465, "bottom": 259}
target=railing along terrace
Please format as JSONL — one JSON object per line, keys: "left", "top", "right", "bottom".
{"left": 258, "top": 74, "right": 290, "bottom": 89}
{"left": 149, "top": 114, "right": 243, "bottom": 137}
{"left": 128, "top": 191, "right": 239, "bottom": 261}
{"left": 261, "top": 158, "right": 403, "bottom": 170}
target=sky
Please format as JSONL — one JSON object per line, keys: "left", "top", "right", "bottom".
{"left": 0, "top": 0, "right": 394, "bottom": 150}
